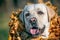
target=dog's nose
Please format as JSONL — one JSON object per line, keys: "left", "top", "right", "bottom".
{"left": 30, "top": 17, "right": 36, "bottom": 22}
{"left": 30, "top": 17, "right": 37, "bottom": 27}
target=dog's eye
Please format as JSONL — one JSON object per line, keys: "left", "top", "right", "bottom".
{"left": 25, "top": 13, "right": 30, "bottom": 17}
{"left": 37, "top": 11, "right": 44, "bottom": 15}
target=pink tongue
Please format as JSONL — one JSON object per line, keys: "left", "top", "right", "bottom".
{"left": 30, "top": 29, "right": 39, "bottom": 35}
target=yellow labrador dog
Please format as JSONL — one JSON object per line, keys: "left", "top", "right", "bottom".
{"left": 9, "top": 3, "right": 58, "bottom": 40}
{"left": 19, "top": 4, "right": 55, "bottom": 38}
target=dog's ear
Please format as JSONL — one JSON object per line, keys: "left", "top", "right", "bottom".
{"left": 19, "top": 11, "right": 24, "bottom": 23}
{"left": 19, "top": 6, "right": 27, "bottom": 24}
{"left": 47, "top": 7, "right": 56, "bottom": 21}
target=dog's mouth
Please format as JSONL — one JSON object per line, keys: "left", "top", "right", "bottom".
{"left": 29, "top": 23, "right": 42, "bottom": 35}
{"left": 30, "top": 28, "right": 40, "bottom": 35}
{"left": 29, "top": 26, "right": 45, "bottom": 35}
{"left": 30, "top": 21, "right": 39, "bottom": 35}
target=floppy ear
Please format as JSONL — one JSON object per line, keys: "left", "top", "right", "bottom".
{"left": 47, "top": 7, "right": 56, "bottom": 21}
{"left": 19, "top": 11, "right": 24, "bottom": 23}
{"left": 19, "top": 6, "right": 27, "bottom": 24}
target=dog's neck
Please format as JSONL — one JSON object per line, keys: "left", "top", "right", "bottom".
{"left": 19, "top": 30, "right": 41, "bottom": 40}
{"left": 19, "top": 29, "right": 32, "bottom": 40}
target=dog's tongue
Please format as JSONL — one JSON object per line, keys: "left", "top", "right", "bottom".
{"left": 30, "top": 29, "right": 39, "bottom": 35}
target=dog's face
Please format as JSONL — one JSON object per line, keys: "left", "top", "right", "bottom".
{"left": 19, "top": 4, "right": 55, "bottom": 37}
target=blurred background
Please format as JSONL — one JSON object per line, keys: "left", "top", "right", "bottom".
{"left": 0, "top": 0, "right": 60, "bottom": 40}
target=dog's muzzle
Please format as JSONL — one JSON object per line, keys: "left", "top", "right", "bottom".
{"left": 29, "top": 17, "right": 39, "bottom": 35}
{"left": 30, "top": 17, "right": 37, "bottom": 27}
{"left": 29, "top": 17, "right": 45, "bottom": 35}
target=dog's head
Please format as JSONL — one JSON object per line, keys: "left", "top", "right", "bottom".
{"left": 19, "top": 4, "right": 55, "bottom": 37}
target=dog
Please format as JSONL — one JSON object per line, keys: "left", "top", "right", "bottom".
{"left": 8, "top": 2, "right": 60, "bottom": 40}
{"left": 19, "top": 4, "right": 55, "bottom": 38}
